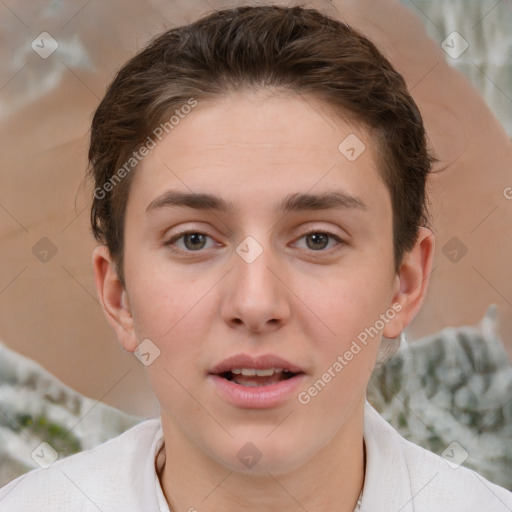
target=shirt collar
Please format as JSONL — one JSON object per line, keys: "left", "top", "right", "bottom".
{"left": 360, "top": 398, "right": 414, "bottom": 511}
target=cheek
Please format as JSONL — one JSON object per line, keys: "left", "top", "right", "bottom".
{"left": 299, "top": 269, "right": 393, "bottom": 387}
{"left": 126, "top": 261, "right": 217, "bottom": 385}
{"left": 304, "top": 272, "right": 389, "bottom": 340}
{"left": 128, "top": 269, "right": 211, "bottom": 412}
{"left": 297, "top": 280, "right": 387, "bottom": 416}
{"left": 127, "top": 260, "right": 209, "bottom": 341}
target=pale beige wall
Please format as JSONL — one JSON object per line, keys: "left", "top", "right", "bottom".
{"left": 1, "top": 0, "right": 511, "bottom": 418}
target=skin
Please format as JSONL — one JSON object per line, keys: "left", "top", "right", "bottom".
{"left": 93, "top": 90, "right": 434, "bottom": 512}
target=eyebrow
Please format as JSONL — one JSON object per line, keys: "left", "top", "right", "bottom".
{"left": 145, "top": 189, "right": 368, "bottom": 215}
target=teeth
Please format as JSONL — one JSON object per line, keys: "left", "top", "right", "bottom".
{"left": 231, "top": 368, "right": 285, "bottom": 377}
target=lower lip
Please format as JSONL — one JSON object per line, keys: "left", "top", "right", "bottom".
{"left": 208, "top": 374, "right": 306, "bottom": 409}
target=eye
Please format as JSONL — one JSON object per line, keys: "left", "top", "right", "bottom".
{"left": 164, "top": 231, "right": 217, "bottom": 252}
{"left": 294, "top": 230, "right": 344, "bottom": 252}
{"left": 164, "top": 229, "right": 345, "bottom": 254}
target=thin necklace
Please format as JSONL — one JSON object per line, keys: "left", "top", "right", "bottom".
{"left": 353, "top": 439, "right": 366, "bottom": 511}
{"left": 354, "top": 491, "right": 363, "bottom": 511}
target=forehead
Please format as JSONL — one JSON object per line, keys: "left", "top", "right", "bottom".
{"left": 127, "top": 91, "right": 389, "bottom": 218}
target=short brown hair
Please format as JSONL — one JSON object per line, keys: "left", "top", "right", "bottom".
{"left": 88, "top": 4, "right": 434, "bottom": 286}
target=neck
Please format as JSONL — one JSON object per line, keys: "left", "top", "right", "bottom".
{"left": 159, "top": 398, "right": 366, "bottom": 512}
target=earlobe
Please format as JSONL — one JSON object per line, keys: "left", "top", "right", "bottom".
{"left": 383, "top": 227, "right": 436, "bottom": 338}
{"left": 92, "top": 245, "right": 139, "bottom": 353}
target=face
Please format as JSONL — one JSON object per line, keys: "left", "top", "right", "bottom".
{"left": 100, "top": 90, "right": 411, "bottom": 475}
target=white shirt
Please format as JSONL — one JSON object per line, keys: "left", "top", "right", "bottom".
{"left": 1, "top": 399, "right": 511, "bottom": 511}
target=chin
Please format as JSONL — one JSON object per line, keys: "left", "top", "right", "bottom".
{"left": 212, "top": 436, "right": 317, "bottom": 476}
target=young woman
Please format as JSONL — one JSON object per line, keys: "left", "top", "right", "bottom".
{"left": 1, "top": 5, "right": 510, "bottom": 511}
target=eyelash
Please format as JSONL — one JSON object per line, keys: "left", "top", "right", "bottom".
{"left": 163, "top": 229, "right": 345, "bottom": 254}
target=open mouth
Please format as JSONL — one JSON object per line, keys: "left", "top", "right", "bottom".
{"left": 218, "top": 368, "right": 301, "bottom": 387}
{"left": 209, "top": 360, "right": 307, "bottom": 407}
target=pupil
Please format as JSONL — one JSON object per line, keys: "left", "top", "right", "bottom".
{"left": 307, "top": 233, "right": 328, "bottom": 250}
{"left": 185, "top": 233, "right": 205, "bottom": 250}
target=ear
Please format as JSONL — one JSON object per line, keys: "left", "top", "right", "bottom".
{"left": 383, "top": 227, "right": 435, "bottom": 338}
{"left": 92, "top": 245, "right": 139, "bottom": 353}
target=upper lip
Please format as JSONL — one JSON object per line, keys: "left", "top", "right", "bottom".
{"left": 209, "top": 354, "right": 305, "bottom": 375}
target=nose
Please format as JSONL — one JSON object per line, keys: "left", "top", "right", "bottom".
{"left": 220, "top": 237, "right": 291, "bottom": 334}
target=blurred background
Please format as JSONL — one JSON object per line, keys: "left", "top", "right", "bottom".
{"left": 0, "top": 0, "right": 511, "bottom": 488}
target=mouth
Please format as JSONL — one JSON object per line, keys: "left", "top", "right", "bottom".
{"left": 217, "top": 368, "right": 303, "bottom": 387}
{"left": 209, "top": 353, "right": 306, "bottom": 387}
{"left": 209, "top": 361, "right": 307, "bottom": 409}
